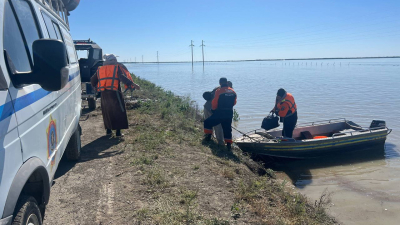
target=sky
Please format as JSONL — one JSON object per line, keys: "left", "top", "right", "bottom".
{"left": 68, "top": 0, "right": 400, "bottom": 62}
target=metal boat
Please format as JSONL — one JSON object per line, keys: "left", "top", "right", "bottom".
{"left": 235, "top": 119, "right": 391, "bottom": 158}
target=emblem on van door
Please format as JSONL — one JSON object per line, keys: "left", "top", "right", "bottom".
{"left": 47, "top": 116, "right": 58, "bottom": 167}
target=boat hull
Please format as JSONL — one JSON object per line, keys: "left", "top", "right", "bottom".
{"left": 236, "top": 130, "right": 388, "bottom": 158}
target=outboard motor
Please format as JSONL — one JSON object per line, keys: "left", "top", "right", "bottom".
{"left": 370, "top": 120, "right": 386, "bottom": 129}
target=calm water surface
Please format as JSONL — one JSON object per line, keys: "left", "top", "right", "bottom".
{"left": 126, "top": 59, "right": 400, "bottom": 225}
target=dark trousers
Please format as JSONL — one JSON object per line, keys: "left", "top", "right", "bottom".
{"left": 204, "top": 110, "right": 233, "bottom": 143}
{"left": 282, "top": 111, "right": 298, "bottom": 138}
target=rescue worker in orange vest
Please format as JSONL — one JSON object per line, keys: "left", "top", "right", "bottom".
{"left": 91, "top": 54, "right": 140, "bottom": 137}
{"left": 202, "top": 81, "right": 233, "bottom": 146}
{"left": 271, "top": 88, "right": 297, "bottom": 138}
{"left": 204, "top": 78, "right": 237, "bottom": 150}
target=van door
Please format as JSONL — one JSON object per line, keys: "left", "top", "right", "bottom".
{"left": 0, "top": 67, "right": 22, "bottom": 218}
{"left": 40, "top": 11, "right": 81, "bottom": 160}
{"left": 3, "top": 0, "right": 78, "bottom": 180}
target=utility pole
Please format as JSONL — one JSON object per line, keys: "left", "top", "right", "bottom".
{"left": 200, "top": 40, "right": 205, "bottom": 69}
{"left": 157, "top": 51, "right": 159, "bottom": 64}
{"left": 190, "top": 40, "right": 194, "bottom": 69}
{"left": 142, "top": 55, "right": 143, "bottom": 63}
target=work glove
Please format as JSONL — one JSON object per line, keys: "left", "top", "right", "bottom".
{"left": 123, "top": 87, "right": 135, "bottom": 93}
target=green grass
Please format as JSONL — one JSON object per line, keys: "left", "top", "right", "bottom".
{"left": 233, "top": 109, "right": 240, "bottom": 122}
{"left": 144, "top": 167, "right": 169, "bottom": 188}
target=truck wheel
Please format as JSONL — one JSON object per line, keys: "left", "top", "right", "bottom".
{"left": 88, "top": 98, "right": 96, "bottom": 110}
{"left": 66, "top": 125, "right": 81, "bottom": 161}
{"left": 12, "top": 196, "right": 42, "bottom": 225}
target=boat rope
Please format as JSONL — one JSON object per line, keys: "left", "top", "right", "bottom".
{"left": 231, "top": 126, "right": 258, "bottom": 142}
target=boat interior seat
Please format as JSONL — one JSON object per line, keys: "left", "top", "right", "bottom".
{"left": 300, "top": 131, "right": 313, "bottom": 139}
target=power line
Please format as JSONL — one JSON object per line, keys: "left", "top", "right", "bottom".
{"left": 200, "top": 40, "right": 205, "bottom": 69}
{"left": 190, "top": 40, "right": 194, "bottom": 69}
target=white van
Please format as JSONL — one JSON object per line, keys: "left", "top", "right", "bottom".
{"left": 0, "top": 0, "right": 81, "bottom": 224}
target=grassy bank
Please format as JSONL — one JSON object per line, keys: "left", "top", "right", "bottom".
{"left": 118, "top": 74, "right": 336, "bottom": 224}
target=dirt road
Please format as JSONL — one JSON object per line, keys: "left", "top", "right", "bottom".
{"left": 43, "top": 107, "right": 130, "bottom": 224}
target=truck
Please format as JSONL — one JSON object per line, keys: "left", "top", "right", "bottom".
{"left": 74, "top": 39, "right": 104, "bottom": 110}
{"left": 0, "top": 0, "right": 81, "bottom": 224}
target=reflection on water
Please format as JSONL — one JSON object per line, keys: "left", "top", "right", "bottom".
{"left": 384, "top": 142, "right": 399, "bottom": 159}
{"left": 268, "top": 142, "right": 400, "bottom": 225}
{"left": 267, "top": 143, "right": 394, "bottom": 188}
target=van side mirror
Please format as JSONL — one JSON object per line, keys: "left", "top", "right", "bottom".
{"left": 5, "top": 39, "right": 69, "bottom": 91}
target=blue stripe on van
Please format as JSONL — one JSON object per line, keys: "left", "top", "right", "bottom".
{"left": 13, "top": 88, "right": 52, "bottom": 112}
{"left": 0, "top": 71, "right": 79, "bottom": 122}
{"left": 0, "top": 101, "right": 15, "bottom": 122}
{"left": 69, "top": 70, "right": 79, "bottom": 81}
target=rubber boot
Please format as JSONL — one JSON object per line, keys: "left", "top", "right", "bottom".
{"left": 226, "top": 142, "right": 232, "bottom": 151}
{"left": 203, "top": 134, "right": 212, "bottom": 142}
{"left": 116, "top": 129, "right": 123, "bottom": 137}
{"left": 106, "top": 129, "right": 112, "bottom": 135}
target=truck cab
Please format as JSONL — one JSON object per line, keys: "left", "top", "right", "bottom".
{"left": 74, "top": 39, "right": 103, "bottom": 83}
{"left": 74, "top": 39, "right": 103, "bottom": 110}
{"left": 0, "top": 0, "right": 81, "bottom": 224}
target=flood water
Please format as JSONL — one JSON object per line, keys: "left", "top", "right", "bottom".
{"left": 125, "top": 58, "right": 400, "bottom": 225}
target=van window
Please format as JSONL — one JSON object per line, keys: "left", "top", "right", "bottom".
{"left": 59, "top": 27, "right": 77, "bottom": 64}
{"left": 41, "top": 13, "right": 69, "bottom": 64}
{"left": 53, "top": 23, "right": 63, "bottom": 41}
{"left": 11, "top": 0, "right": 41, "bottom": 63}
{"left": 3, "top": 1, "right": 31, "bottom": 72}
{"left": 41, "top": 12, "right": 58, "bottom": 39}
{"left": 53, "top": 23, "right": 70, "bottom": 64}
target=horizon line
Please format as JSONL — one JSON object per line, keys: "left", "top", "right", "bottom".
{"left": 123, "top": 56, "right": 400, "bottom": 64}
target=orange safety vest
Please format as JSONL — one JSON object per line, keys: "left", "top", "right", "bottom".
{"left": 96, "top": 65, "right": 134, "bottom": 92}
{"left": 276, "top": 93, "right": 297, "bottom": 118}
{"left": 211, "top": 86, "right": 237, "bottom": 110}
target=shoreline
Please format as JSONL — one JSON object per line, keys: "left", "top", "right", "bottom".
{"left": 123, "top": 56, "right": 400, "bottom": 64}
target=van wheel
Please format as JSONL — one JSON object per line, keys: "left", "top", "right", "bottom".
{"left": 66, "top": 125, "right": 81, "bottom": 161}
{"left": 12, "top": 196, "right": 42, "bottom": 225}
{"left": 88, "top": 98, "right": 96, "bottom": 110}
